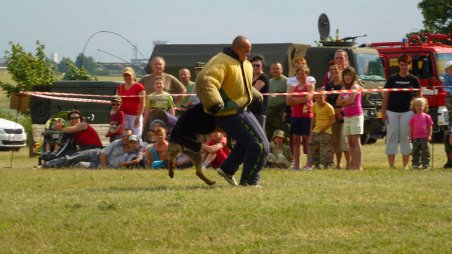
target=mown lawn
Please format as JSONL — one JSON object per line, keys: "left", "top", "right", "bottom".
{"left": 0, "top": 143, "right": 451, "bottom": 253}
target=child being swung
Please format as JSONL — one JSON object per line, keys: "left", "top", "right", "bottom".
{"left": 408, "top": 97, "right": 433, "bottom": 169}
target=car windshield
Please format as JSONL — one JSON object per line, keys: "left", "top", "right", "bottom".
{"left": 355, "top": 54, "right": 386, "bottom": 81}
{"left": 436, "top": 53, "right": 452, "bottom": 82}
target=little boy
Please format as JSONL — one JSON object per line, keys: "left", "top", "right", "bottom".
{"left": 267, "top": 129, "right": 292, "bottom": 168}
{"left": 143, "top": 76, "right": 175, "bottom": 132}
{"left": 308, "top": 92, "right": 336, "bottom": 169}
{"left": 105, "top": 96, "right": 125, "bottom": 143}
{"left": 201, "top": 131, "right": 230, "bottom": 170}
{"left": 44, "top": 118, "right": 66, "bottom": 157}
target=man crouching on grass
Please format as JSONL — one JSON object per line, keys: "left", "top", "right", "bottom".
{"left": 195, "top": 35, "right": 269, "bottom": 187}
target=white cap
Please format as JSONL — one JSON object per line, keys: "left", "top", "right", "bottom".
{"left": 446, "top": 61, "right": 452, "bottom": 69}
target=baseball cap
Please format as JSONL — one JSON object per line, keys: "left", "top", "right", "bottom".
{"left": 194, "top": 62, "right": 205, "bottom": 69}
{"left": 128, "top": 135, "right": 139, "bottom": 142}
{"left": 111, "top": 95, "right": 121, "bottom": 103}
{"left": 123, "top": 67, "right": 135, "bottom": 76}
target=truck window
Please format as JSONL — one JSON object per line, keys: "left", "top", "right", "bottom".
{"left": 388, "top": 55, "right": 434, "bottom": 79}
{"left": 437, "top": 53, "right": 452, "bottom": 82}
{"left": 355, "top": 54, "right": 385, "bottom": 81}
{"left": 411, "top": 55, "right": 433, "bottom": 79}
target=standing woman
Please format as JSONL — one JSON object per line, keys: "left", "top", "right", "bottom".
{"left": 116, "top": 67, "right": 146, "bottom": 139}
{"left": 248, "top": 55, "right": 269, "bottom": 129}
{"left": 381, "top": 54, "right": 421, "bottom": 169}
{"left": 336, "top": 67, "right": 363, "bottom": 170}
{"left": 286, "top": 65, "right": 314, "bottom": 170}
{"left": 324, "top": 61, "right": 350, "bottom": 169}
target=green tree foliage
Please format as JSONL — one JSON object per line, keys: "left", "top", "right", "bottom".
{"left": 418, "top": 0, "right": 452, "bottom": 34}
{"left": 63, "top": 63, "right": 97, "bottom": 81}
{"left": 0, "top": 41, "right": 59, "bottom": 96}
{"left": 57, "top": 57, "right": 75, "bottom": 73}
{"left": 75, "top": 53, "right": 98, "bottom": 75}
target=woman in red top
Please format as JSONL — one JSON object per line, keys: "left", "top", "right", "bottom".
{"left": 286, "top": 65, "right": 314, "bottom": 170}
{"left": 63, "top": 110, "right": 103, "bottom": 150}
{"left": 116, "top": 67, "right": 146, "bottom": 139}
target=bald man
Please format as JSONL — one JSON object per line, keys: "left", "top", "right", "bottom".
{"left": 196, "top": 35, "right": 269, "bottom": 187}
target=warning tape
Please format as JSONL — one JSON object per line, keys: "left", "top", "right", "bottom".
{"left": 20, "top": 87, "right": 423, "bottom": 104}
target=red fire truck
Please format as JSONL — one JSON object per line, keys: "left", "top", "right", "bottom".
{"left": 366, "top": 33, "right": 452, "bottom": 138}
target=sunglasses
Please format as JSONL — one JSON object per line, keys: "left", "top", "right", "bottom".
{"left": 111, "top": 103, "right": 120, "bottom": 106}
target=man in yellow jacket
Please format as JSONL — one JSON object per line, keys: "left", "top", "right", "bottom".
{"left": 196, "top": 35, "right": 269, "bottom": 187}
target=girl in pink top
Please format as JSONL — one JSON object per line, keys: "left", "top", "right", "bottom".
{"left": 286, "top": 66, "right": 314, "bottom": 170}
{"left": 408, "top": 97, "right": 433, "bottom": 169}
{"left": 336, "top": 67, "right": 363, "bottom": 170}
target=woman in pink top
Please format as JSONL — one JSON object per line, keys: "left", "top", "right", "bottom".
{"left": 336, "top": 67, "right": 363, "bottom": 170}
{"left": 286, "top": 66, "right": 314, "bottom": 170}
{"left": 116, "top": 67, "right": 146, "bottom": 139}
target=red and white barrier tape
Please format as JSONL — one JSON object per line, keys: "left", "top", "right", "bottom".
{"left": 20, "top": 87, "right": 423, "bottom": 104}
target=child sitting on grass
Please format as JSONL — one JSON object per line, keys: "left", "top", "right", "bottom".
{"left": 201, "top": 131, "right": 230, "bottom": 170}
{"left": 145, "top": 127, "right": 169, "bottom": 169}
{"left": 267, "top": 129, "right": 292, "bottom": 168}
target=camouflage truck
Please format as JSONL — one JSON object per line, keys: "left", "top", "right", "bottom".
{"left": 149, "top": 41, "right": 386, "bottom": 144}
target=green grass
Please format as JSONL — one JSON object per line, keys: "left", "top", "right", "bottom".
{"left": 0, "top": 142, "right": 451, "bottom": 253}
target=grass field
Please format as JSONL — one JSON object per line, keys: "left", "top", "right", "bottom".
{"left": 0, "top": 142, "right": 451, "bottom": 253}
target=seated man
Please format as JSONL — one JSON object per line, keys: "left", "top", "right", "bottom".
{"left": 98, "top": 129, "right": 134, "bottom": 169}
{"left": 117, "top": 135, "right": 145, "bottom": 168}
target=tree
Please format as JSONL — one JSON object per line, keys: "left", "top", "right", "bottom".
{"left": 417, "top": 0, "right": 452, "bottom": 34}
{"left": 63, "top": 63, "right": 97, "bottom": 81}
{"left": 57, "top": 57, "right": 75, "bottom": 73}
{"left": 75, "top": 53, "right": 98, "bottom": 75}
{"left": 0, "top": 41, "right": 60, "bottom": 96}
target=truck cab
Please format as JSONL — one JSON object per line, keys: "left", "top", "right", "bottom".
{"left": 368, "top": 33, "right": 452, "bottom": 138}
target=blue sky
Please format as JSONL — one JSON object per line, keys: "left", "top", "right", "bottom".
{"left": 2, "top": 0, "right": 424, "bottom": 62}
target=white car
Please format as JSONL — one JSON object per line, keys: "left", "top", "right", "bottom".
{"left": 0, "top": 118, "right": 27, "bottom": 151}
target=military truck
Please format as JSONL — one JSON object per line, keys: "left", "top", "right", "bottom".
{"left": 149, "top": 40, "right": 386, "bottom": 144}
{"left": 30, "top": 81, "right": 120, "bottom": 124}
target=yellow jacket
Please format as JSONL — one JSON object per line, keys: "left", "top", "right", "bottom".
{"left": 196, "top": 51, "right": 262, "bottom": 116}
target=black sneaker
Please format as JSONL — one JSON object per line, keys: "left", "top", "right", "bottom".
{"left": 217, "top": 168, "right": 238, "bottom": 186}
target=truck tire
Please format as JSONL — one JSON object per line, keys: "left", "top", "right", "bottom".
{"left": 367, "top": 138, "right": 377, "bottom": 144}
{"left": 30, "top": 100, "right": 51, "bottom": 124}
{"left": 360, "top": 132, "right": 370, "bottom": 145}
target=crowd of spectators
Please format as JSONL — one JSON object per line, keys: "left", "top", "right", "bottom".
{"left": 41, "top": 41, "right": 441, "bottom": 172}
